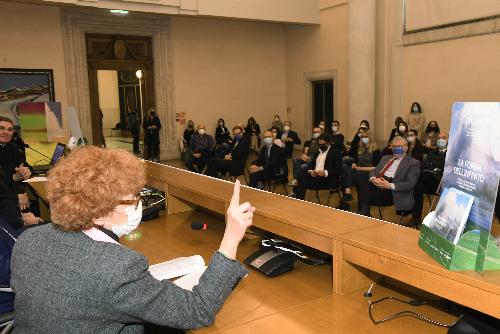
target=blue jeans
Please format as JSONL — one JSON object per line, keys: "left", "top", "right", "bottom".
{"left": 292, "top": 157, "right": 309, "bottom": 179}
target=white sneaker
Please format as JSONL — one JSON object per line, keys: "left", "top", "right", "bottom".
{"left": 288, "top": 179, "right": 298, "bottom": 187}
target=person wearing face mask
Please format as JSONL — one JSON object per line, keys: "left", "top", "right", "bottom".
{"left": 270, "top": 127, "right": 285, "bottom": 148}
{"left": 291, "top": 134, "right": 342, "bottom": 200}
{"left": 342, "top": 132, "right": 381, "bottom": 202}
{"left": 280, "top": 121, "right": 301, "bottom": 158}
{"left": 388, "top": 116, "right": 404, "bottom": 143}
{"left": 183, "top": 120, "right": 196, "bottom": 147}
{"left": 318, "top": 120, "right": 326, "bottom": 133}
{"left": 289, "top": 127, "right": 322, "bottom": 187}
{"left": 348, "top": 120, "right": 370, "bottom": 153}
{"left": 248, "top": 130, "right": 285, "bottom": 189}
{"left": 245, "top": 117, "right": 261, "bottom": 153}
{"left": 382, "top": 121, "right": 409, "bottom": 156}
{"left": 421, "top": 121, "right": 441, "bottom": 149}
{"left": 411, "top": 132, "right": 449, "bottom": 226}
{"left": 205, "top": 126, "right": 249, "bottom": 178}
{"left": 143, "top": 108, "right": 162, "bottom": 162}
{"left": 330, "top": 120, "right": 345, "bottom": 154}
{"left": 406, "top": 129, "right": 427, "bottom": 161}
{"left": 271, "top": 115, "right": 284, "bottom": 132}
{"left": 215, "top": 118, "right": 231, "bottom": 146}
{"left": 355, "top": 136, "right": 420, "bottom": 218}
{"left": 407, "top": 102, "right": 426, "bottom": 135}
{"left": 11, "top": 146, "right": 254, "bottom": 333}
{"left": 185, "top": 124, "right": 215, "bottom": 173}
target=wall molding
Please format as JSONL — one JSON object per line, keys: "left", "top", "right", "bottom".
{"left": 403, "top": 16, "right": 500, "bottom": 46}
{"left": 61, "top": 8, "right": 179, "bottom": 158}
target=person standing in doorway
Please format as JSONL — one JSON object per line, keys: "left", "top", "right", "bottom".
{"left": 143, "top": 108, "right": 161, "bottom": 162}
{"left": 126, "top": 110, "right": 141, "bottom": 155}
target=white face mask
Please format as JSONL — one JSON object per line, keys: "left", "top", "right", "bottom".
{"left": 398, "top": 126, "right": 406, "bottom": 132}
{"left": 332, "top": 126, "right": 338, "bottom": 133}
{"left": 412, "top": 106, "right": 419, "bottom": 113}
{"left": 198, "top": 129, "right": 206, "bottom": 135}
{"left": 111, "top": 201, "right": 142, "bottom": 237}
{"left": 361, "top": 137, "right": 369, "bottom": 145}
{"left": 263, "top": 137, "right": 273, "bottom": 146}
{"left": 274, "top": 117, "right": 280, "bottom": 121}
{"left": 437, "top": 138, "right": 447, "bottom": 149}
{"left": 407, "top": 135, "right": 415, "bottom": 143}
{"left": 283, "top": 125, "right": 290, "bottom": 131}
{"left": 312, "top": 132, "right": 320, "bottom": 139}
{"left": 319, "top": 124, "right": 325, "bottom": 129}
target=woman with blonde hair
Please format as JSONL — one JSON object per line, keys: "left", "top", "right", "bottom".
{"left": 11, "top": 146, "right": 254, "bottom": 333}
{"left": 342, "top": 131, "right": 381, "bottom": 201}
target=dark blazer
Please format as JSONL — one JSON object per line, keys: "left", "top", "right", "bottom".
{"left": 11, "top": 224, "right": 248, "bottom": 333}
{"left": 280, "top": 130, "right": 301, "bottom": 157}
{"left": 308, "top": 146, "right": 342, "bottom": 187}
{"left": 228, "top": 138, "right": 250, "bottom": 176}
{"left": 407, "top": 139, "right": 427, "bottom": 161}
{"left": 215, "top": 126, "right": 231, "bottom": 145}
{"left": 251, "top": 143, "right": 284, "bottom": 175}
{"left": 370, "top": 155, "right": 421, "bottom": 211}
{"left": 143, "top": 116, "right": 161, "bottom": 146}
{"left": 0, "top": 217, "right": 20, "bottom": 314}
{"left": 189, "top": 134, "right": 215, "bottom": 158}
{"left": 331, "top": 133, "right": 345, "bottom": 154}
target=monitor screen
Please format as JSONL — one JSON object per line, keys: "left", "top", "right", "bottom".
{"left": 50, "top": 143, "right": 66, "bottom": 166}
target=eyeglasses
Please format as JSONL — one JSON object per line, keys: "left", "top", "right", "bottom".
{"left": 118, "top": 196, "right": 141, "bottom": 210}
{"left": 0, "top": 126, "right": 14, "bottom": 132}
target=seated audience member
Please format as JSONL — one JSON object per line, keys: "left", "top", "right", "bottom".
{"left": 388, "top": 116, "right": 404, "bottom": 143}
{"left": 292, "top": 134, "right": 342, "bottom": 200}
{"left": 347, "top": 126, "right": 368, "bottom": 161}
{"left": 215, "top": 118, "right": 232, "bottom": 146}
{"left": 270, "top": 127, "right": 285, "bottom": 148}
{"left": 185, "top": 124, "right": 214, "bottom": 173}
{"left": 406, "top": 129, "right": 427, "bottom": 161}
{"left": 421, "top": 121, "right": 440, "bottom": 150}
{"left": 248, "top": 130, "right": 285, "bottom": 189}
{"left": 318, "top": 120, "right": 327, "bottom": 132}
{"left": 342, "top": 132, "right": 381, "bottom": 201}
{"left": 411, "top": 132, "right": 448, "bottom": 224}
{"left": 407, "top": 102, "right": 426, "bottom": 135}
{"left": 348, "top": 120, "right": 370, "bottom": 147}
{"left": 330, "top": 120, "right": 345, "bottom": 154}
{"left": 206, "top": 126, "right": 249, "bottom": 178}
{"left": 1, "top": 213, "right": 43, "bottom": 314}
{"left": 382, "top": 121, "right": 409, "bottom": 155}
{"left": 11, "top": 147, "right": 254, "bottom": 332}
{"left": 0, "top": 116, "right": 32, "bottom": 229}
{"left": 289, "top": 127, "right": 322, "bottom": 186}
{"left": 356, "top": 136, "right": 420, "bottom": 217}
{"left": 280, "top": 121, "right": 301, "bottom": 158}
{"left": 271, "top": 115, "right": 284, "bottom": 132}
{"left": 245, "top": 117, "right": 261, "bottom": 153}
{"left": 183, "top": 120, "right": 196, "bottom": 146}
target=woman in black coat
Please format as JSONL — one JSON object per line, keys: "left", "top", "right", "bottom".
{"left": 215, "top": 118, "right": 232, "bottom": 145}
{"left": 143, "top": 108, "right": 162, "bottom": 162}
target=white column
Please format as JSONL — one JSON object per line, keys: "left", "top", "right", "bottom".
{"left": 347, "top": 0, "right": 376, "bottom": 136}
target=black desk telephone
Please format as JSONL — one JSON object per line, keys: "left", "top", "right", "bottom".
{"left": 244, "top": 239, "right": 328, "bottom": 277}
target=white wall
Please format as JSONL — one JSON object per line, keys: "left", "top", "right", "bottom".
{"left": 171, "top": 16, "right": 287, "bottom": 136}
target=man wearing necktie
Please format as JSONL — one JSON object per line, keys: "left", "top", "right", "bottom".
{"left": 356, "top": 136, "right": 420, "bottom": 217}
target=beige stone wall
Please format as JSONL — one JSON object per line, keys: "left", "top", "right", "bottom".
{"left": 0, "top": 1, "right": 68, "bottom": 113}
{"left": 97, "top": 70, "right": 120, "bottom": 131}
{"left": 171, "top": 16, "right": 287, "bottom": 136}
{"left": 284, "top": 3, "right": 349, "bottom": 141}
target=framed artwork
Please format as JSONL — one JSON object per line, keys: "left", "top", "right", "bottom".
{"left": 0, "top": 68, "right": 55, "bottom": 129}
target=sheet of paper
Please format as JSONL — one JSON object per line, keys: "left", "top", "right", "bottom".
{"left": 148, "top": 255, "right": 205, "bottom": 281}
{"left": 173, "top": 266, "right": 207, "bottom": 291}
{"left": 23, "top": 176, "right": 48, "bottom": 183}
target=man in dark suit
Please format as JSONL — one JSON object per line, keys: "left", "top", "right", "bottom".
{"left": 292, "top": 134, "right": 342, "bottom": 200}
{"left": 411, "top": 132, "right": 448, "bottom": 224}
{"left": 248, "top": 130, "right": 285, "bottom": 189}
{"left": 280, "top": 121, "right": 301, "bottom": 158}
{"left": 205, "top": 126, "right": 249, "bottom": 178}
{"left": 356, "top": 136, "right": 420, "bottom": 217}
{"left": 185, "top": 124, "right": 215, "bottom": 173}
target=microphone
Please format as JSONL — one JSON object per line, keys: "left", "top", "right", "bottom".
{"left": 24, "top": 143, "right": 52, "bottom": 162}
{"left": 190, "top": 222, "right": 270, "bottom": 238}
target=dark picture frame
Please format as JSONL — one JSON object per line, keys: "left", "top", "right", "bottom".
{"left": 0, "top": 68, "right": 55, "bottom": 127}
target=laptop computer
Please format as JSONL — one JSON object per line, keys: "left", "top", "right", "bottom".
{"left": 31, "top": 143, "right": 67, "bottom": 174}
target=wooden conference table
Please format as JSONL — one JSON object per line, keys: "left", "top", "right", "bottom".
{"left": 27, "top": 161, "right": 500, "bottom": 332}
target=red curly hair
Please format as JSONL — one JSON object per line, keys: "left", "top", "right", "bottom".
{"left": 47, "top": 146, "right": 146, "bottom": 231}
